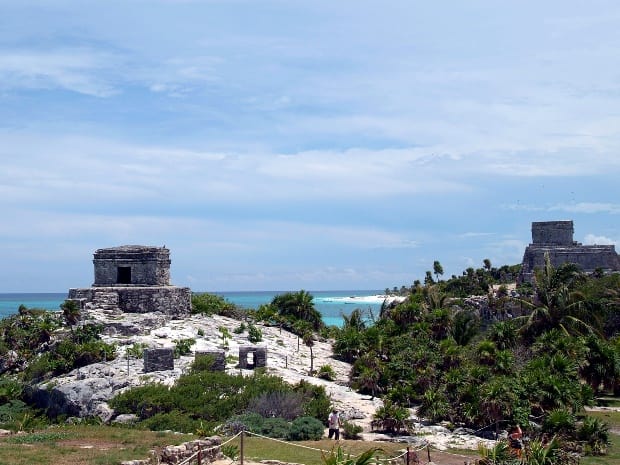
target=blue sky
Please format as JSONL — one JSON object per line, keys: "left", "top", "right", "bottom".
{"left": 2, "top": 1, "right": 620, "bottom": 292}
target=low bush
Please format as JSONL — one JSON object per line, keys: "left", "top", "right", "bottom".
{"left": 247, "top": 391, "right": 303, "bottom": 420}
{"left": 261, "top": 417, "right": 291, "bottom": 439}
{"left": 288, "top": 416, "right": 325, "bottom": 440}
{"left": 141, "top": 410, "right": 204, "bottom": 433}
{"left": 248, "top": 324, "right": 263, "bottom": 343}
{"left": 341, "top": 420, "right": 363, "bottom": 440}
{"left": 317, "top": 365, "right": 336, "bottom": 381}
{"left": 173, "top": 338, "right": 196, "bottom": 358}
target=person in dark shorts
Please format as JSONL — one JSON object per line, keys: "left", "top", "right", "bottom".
{"left": 328, "top": 409, "right": 341, "bottom": 440}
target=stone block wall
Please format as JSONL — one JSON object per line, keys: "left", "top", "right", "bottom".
{"left": 519, "top": 220, "right": 620, "bottom": 283}
{"left": 531, "top": 221, "right": 574, "bottom": 246}
{"left": 144, "top": 348, "right": 174, "bottom": 372}
{"left": 195, "top": 350, "right": 226, "bottom": 371}
{"left": 238, "top": 346, "right": 267, "bottom": 369}
{"left": 68, "top": 286, "right": 191, "bottom": 317}
{"left": 93, "top": 246, "right": 171, "bottom": 286}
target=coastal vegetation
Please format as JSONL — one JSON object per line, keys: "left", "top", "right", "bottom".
{"left": 1, "top": 258, "right": 620, "bottom": 464}
{"left": 333, "top": 256, "right": 619, "bottom": 461}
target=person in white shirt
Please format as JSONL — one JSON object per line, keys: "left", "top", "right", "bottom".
{"left": 328, "top": 409, "right": 340, "bottom": 440}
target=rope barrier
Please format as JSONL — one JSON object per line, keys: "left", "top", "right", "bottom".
{"left": 177, "top": 439, "right": 231, "bottom": 465}
{"left": 242, "top": 430, "right": 421, "bottom": 463}
{"left": 244, "top": 430, "right": 329, "bottom": 453}
{"left": 220, "top": 431, "right": 243, "bottom": 447}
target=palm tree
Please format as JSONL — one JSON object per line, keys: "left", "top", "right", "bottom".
{"left": 60, "top": 299, "right": 81, "bottom": 329}
{"left": 433, "top": 260, "right": 444, "bottom": 283}
{"left": 517, "top": 254, "right": 594, "bottom": 339}
{"left": 271, "top": 290, "right": 323, "bottom": 330}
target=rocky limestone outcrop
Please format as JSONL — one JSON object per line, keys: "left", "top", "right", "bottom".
{"left": 25, "top": 305, "right": 354, "bottom": 423}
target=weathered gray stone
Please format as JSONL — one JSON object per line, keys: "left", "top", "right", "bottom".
{"left": 144, "top": 348, "right": 174, "bottom": 372}
{"left": 239, "top": 346, "right": 267, "bottom": 369}
{"left": 93, "top": 402, "right": 115, "bottom": 423}
{"left": 93, "top": 245, "right": 171, "bottom": 286}
{"left": 519, "top": 221, "right": 620, "bottom": 283}
{"left": 68, "top": 245, "right": 191, "bottom": 318}
{"left": 113, "top": 413, "right": 139, "bottom": 425}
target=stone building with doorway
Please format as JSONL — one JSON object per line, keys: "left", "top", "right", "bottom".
{"left": 68, "top": 245, "right": 191, "bottom": 317}
{"left": 519, "top": 221, "right": 620, "bottom": 283}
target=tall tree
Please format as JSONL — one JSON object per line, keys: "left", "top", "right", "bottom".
{"left": 433, "top": 260, "right": 444, "bottom": 283}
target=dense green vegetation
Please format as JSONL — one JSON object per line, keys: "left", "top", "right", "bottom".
{"left": 109, "top": 358, "right": 331, "bottom": 435}
{"left": 335, "top": 256, "right": 620, "bottom": 460}
{"left": 1, "top": 259, "right": 620, "bottom": 465}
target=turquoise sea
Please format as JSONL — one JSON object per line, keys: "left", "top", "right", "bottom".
{"left": 0, "top": 290, "right": 386, "bottom": 327}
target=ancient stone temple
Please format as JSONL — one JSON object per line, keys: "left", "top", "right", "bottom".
{"left": 519, "top": 221, "right": 620, "bottom": 283}
{"left": 68, "top": 245, "right": 191, "bottom": 317}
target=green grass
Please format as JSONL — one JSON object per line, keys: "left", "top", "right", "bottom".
{"left": 581, "top": 408, "right": 620, "bottom": 465}
{"left": 582, "top": 433, "right": 620, "bottom": 465}
{"left": 0, "top": 425, "right": 193, "bottom": 465}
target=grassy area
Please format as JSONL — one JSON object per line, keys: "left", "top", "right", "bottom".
{"left": 581, "top": 408, "right": 620, "bottom": 465}
{"left": 0, "top": 425, "right": 193, "bottom": 465}
{"left": 224, "top": 435, "right": 409, "bottom": 465}
{"left": 1, "top": 422, "right": 619, "bottom": 465}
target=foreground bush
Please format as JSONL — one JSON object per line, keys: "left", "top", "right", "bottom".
{"left": 110, "top": 366, "right": 331, "bottom": 433}
{"left": 288, "top": 416, "right": 325, "bottom": 440}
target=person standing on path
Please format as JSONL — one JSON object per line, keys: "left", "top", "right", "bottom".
{"left": 328, "top": 409, "right": 340, "bottom": 440}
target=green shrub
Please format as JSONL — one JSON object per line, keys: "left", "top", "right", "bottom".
{"left": 126, "top": 342, "right": 149, "bottom": 359}
{"left": 234, "top": 323, "right": 246, "bottom": 334}
{"left": 341, "top": 420, "right": 363, "bottom": 440}
{"left": 109, "top": 383, "right": 174, "bottom": 419}
{"left": 192, "top": 293, "right": 234, "bottom": 316}
{"left": 223, "top": 413, "right": 265, "bottom": 435}
{"left": 294, "top": 381, "right": 331, "bottom": 424}
{"left": 141, "top": 410, "right": 203, "bottom": 433}
{"left": 247, "top": 391, "right": 303, "bottom": 420}
{"left": 543, "top": 409, "right": 576, "bottom": 436}
{"left": 173, "top": 338, "right": 196, "bottom": 358}
{"left": 288, "top": 416, "right": 325, "bottom": 440}
{"left": 261, "top": 417, "right": 291, "bottom": 438}
{"left": 222, "top": 444, "right": 239, "bottom": 460}
{"left": 317, "top": 365, "right": 336, "bottom": 381}
{"left": 248, "top": 324, "right": 263, "bottom": 343}
{"left": 578, "top": 416, "right": 610, "bottom": 455}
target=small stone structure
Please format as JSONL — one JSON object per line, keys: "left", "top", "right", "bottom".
{"left": 195, "top": 350, "right": 226, "bottom": 371}
{"left": 238, "top": 346, "right": 267, "bottom": 369}
{"left": 68, "top": 245, "right": 191, "bottom": 317}
{"left": 143, "top": 348, "right": 174, "bottom": 372}
{"left": 519, "top": 221, "right": 620, "bottom": 283}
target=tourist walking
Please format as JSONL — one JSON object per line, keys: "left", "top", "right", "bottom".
{"left": 328, "top": 409, "right": 340, "bottom": 440}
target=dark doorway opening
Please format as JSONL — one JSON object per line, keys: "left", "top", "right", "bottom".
{"left": 117, "top": 266, "right": 131, "bottom": 284}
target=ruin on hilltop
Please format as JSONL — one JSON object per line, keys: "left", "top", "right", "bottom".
{"left": 68, "top": 245, "right": 191, "bottom": 317}
{"left": 518, "top": 221, "right": 620, "bottom": 283}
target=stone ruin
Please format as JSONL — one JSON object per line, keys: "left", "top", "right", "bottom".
{"left": 143, "top": 347, "right": 175, "bottom": 373}
{"left": 68, "top": 245, "right": 191, "bottom": 317}
{"left": 519, "top": 221, "right": 620, "bottom": 283}
{"left": 238, "top": 346, "right": 267, "bottom": 369}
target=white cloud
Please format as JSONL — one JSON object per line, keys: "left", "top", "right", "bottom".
{"left": 0, "top": 49, "right": 121, "bottom": 96}
{"left": 583, "top": 234, "right": 618, "bottom": 246}
{"left": 550, "top": 203, "right": 620, "bottom": 214}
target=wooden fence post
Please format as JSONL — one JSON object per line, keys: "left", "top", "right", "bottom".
{"left": 240, "top": 429, "right": 245, "bottom": 465}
